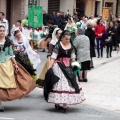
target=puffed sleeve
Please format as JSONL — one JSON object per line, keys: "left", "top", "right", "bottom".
{"left": 47, "top": 44, "right": 54, "bottom": 57}
{"left": 51, "top": 44, "right": 59, "bottom": 59}
{"left": 71, "top": 48, "right": 76, "bottom": 59}
{"left": 8, "top": 45, "right": 15, "bottom": 58}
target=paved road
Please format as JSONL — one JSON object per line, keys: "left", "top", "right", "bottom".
{"left": 1, "top": 49, "right": 120, "bottom": 120}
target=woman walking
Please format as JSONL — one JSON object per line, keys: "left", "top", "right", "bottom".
{"left": 38, "top": 28, "right": 62, "bottom": 87}
{"left": 0, "top": 25, "right": 36, "bottom": 112}
{"left": 11, "top": 28, "right": 41, "bottom": 85}
{"left": 73, "top": 28, "right": 91, "bottom": 82}
{"left": 64, "top": 17, "right": 77, "bottom": 42}
{"left": 44, "top": 30, "right": 85, "bottom": 113}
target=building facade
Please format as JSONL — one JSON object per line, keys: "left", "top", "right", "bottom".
{"left": 0, "top": 0, "right": 28, "bottom": 29}
{"left": 0, "top": 0, "right": 119, "bottom": 31}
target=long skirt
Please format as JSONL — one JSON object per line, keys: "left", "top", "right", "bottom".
{"left": 48, "top": 63, "right": 85, "bottom": 105}
{"left": 15, "top": 52, "right": 38, "bottom": 82}
{"left": 0, "top": 60, "right": 36, "bottom": 101}
{"left": 39, "top": 60, "right": 48, "bottom": 88}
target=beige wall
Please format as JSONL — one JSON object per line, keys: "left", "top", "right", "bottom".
{"left": 40, "top": 0, "right": 48, "bottom": 12}
{"left": 118, "top": 0, "right": 120, "bottom": 15}
{"left": 85, "top": 0, "right": 95, "bottom": 17}
{"left": 96, "top": 0, "right": 103, "bottom": 16}
{"left": 10, "top": 0, "right": 27, "bottom": 29}
{"left": 60, "top": 0, "right": 74, "bottom": 15}
{"left": 0, "top": 0, "right": 6, "bottom": 16}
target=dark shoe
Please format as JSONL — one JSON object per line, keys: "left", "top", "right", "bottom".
{"left": 79, "top": 79, "right": 83, "bottom": 82}
{"left": 36, "top": 79, "right": 44, "bottom": 88}
{"left": 110, "top": 54, "right": 112, "bottom": 57}
{"left": 83, "top": 78, "right": 88, "bottom": 82}
{"left": 97, "top": 56, "right": 100, "bottom": 58}
{"left": 41, "top": 49, "right": 45, "bottom": 52}
{"left": 55, "top": 104, "right": 63, "bottom": 110}
{"left": 113, "top": 49, "right": 116, "bottom": 51}
{"left": 0, "top": 107, "right": 4, "bottom": 112}
{"left": 63, "top": 108, "right": 67, "bottom": 113}
{"left": 107, "top": 55, "right": 109, "bottom": 58}
{"left": 90, "top": 66, "right": 94, "bottom": 69}
{"left": 75, "top": 89, "right": 80, "bottom": 93}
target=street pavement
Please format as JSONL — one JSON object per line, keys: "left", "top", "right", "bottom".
{"left": 1, "top": 49, "right": 120, "bottom": 120}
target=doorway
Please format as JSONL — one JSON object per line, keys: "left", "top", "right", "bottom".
{"left": 105, "top": 2, "right": 113, "bottom": 14}
{"left": 48, "top": 0, "right": 60, "bottom": 15}
{"left": 95, "top": 1, "right": 101, "bottom": 17}
{"left": 76, "top": 0, "right": 85, "bottom": 19}
{"left": 6, "top": 0, "right": 11, "bottom": 34}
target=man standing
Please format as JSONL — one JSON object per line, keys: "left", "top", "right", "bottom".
{"left": 0, "top": 12, "right": 9, "bottom": 35}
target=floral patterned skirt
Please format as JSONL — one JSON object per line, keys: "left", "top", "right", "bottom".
{"left": 48, "top": 63, "right": 86, "bottom": 105}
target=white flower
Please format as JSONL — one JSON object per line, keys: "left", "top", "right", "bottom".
{"left": 71, "top": 61, "right": 81, "bottom": 69}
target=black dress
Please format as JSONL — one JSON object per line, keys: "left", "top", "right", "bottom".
{"left": 106, "top": 27, "right": 115, "bottom": 46}
{"left": 85, "top": 28, "right": 96, "bottom": 58}
{"left": 47, "top": 43, "right": 85, "bottom": 104}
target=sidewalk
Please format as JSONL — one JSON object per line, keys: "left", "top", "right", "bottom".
{"left": 82, "top": 50, "right": 120, "bottom": 113}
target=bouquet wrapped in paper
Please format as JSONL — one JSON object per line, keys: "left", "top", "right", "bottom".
{"left": 71, "top": 61, "right": 81, "bottom": 76}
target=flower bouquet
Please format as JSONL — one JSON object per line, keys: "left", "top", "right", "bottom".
{"left": 76, "top": 22, "right": 82, "bottom": 28}
{"left": 71, "top": 61, "right": 81, "bottom": 76}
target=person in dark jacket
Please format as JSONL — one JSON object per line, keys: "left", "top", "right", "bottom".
{"left": 43, "top": 10, "right": 50, "bottom": 26}
{"left": 116, "top": 20, "right": 120, "bottom": 46}
{"left": 85, "top": 22, "right": 96, "bottom": 68}
{"left": 106, "top": 21, "right": 115, "bottom": 58}
{"left": 53, "top": 13, "right": 62, "bottom": 28}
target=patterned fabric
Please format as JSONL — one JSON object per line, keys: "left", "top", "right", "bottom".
{"left": 14, "top": 42, "right": 37, "bottom": 77}
{"left": 51, "top": 43, "right": 76, "bottom": 60}
{"left": 48, "top": 63, "right": 85, "bottom": 105}
{"left": 48, "top": 43, "right": 85, "bottom": 104}
{"left": 73, "top": 35, "right": 91, "bottom": 62}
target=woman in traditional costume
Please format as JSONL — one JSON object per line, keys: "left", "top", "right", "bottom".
{"left": 0, "top": 25, "right": 36, "bottom": 112}
{"left": 64, "top": 17, "right": 77, "bottom": 42}
{"left": 44, "top": 30, "right": 85, "bottom": 113}
{"left": 10, "top": 28, "right": 41, "bottom": 85}
{"left": 38, "top": 28, "right": 62, "bottom": 87}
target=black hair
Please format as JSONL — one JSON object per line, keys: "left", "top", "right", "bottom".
{"left": 0, "top": 37, "right": 12, "bottom": 52}
{"left": 0, "top": 12, "right": 4, "bottom": 16}
{"left": 97, "top": 19, "right": 102, "bottom": 25}
{"left": 17, "top": 20, "right": 21, "bottom": 24}
{"left": 0, "top": 25, "right": 5, "bottom": 28}
{"left": 58, "top": 30, "right": 77, "bottom": 60}
{"left": 58, "top": 30, "right": 71, "bottom": 42}
{"left": 68, "top": 17, "right": 72, "bottom": 22}
{"left": 14, "top": 30, "right": 20, "bottom": 36}
{"left": 55, "top": 29, "right": 60, "bottom": 35}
